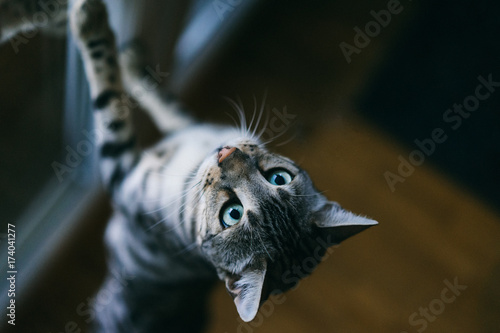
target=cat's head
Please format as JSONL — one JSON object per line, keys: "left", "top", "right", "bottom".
{"left": 196, "top": 137, "right": 377, "bottom": 322}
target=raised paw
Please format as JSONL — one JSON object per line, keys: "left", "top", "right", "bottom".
{"left": 70, "top": 0, "right": 111, "bottom": 42}
{"left": 119, "top": 40, "right": 149, "bottom": 81}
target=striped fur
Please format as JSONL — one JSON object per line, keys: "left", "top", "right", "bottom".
{"left": 70, "top": 0, "right": 140, "bottom": 195}
{"left": 3, "top": 0, "right": 378, "bottom": 331}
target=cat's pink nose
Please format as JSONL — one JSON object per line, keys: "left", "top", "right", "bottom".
{"left": 218, "top": 146, "right": 236, "bottom": 163}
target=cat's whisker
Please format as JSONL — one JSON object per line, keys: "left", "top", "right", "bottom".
{"left": 175, "top": 192, "right": 202, "bottom": 220}
{"left": 256, "top": 231, "right": 272, "bottom": 260}
{"left": 259, "top": 123, "right": 293, "bottom": 146}
{"left": 150, "top": 163, "right": 200, "bottom": 180}
{"left": 225, "top": 111, "right": 241, "bottom": 130}
{"left": 153, "top": 167, "right": 199, "bottom": 177}
{"left": 225, "top": 96, "right": 245, "bottom": 136}
{"left": 250, "top": 93, "right": 267, "bottom": 141}
{"left": 146, "top": 218, "right": 166, "bottom": 231}
{"left": 287, "top": 191, "right": 328, "bottom": 197}
{"left": 171, "top": 242, "right": 198, "bottom": 256}
{"left": 138, "top": 197, "right": 169, "bottom": 204}
{"left": 246, "top": 95, "right": 258, "bottom": 139}
{"left": 143, "top": 180, "right": 202, "bottom": 216}
{"left": 146, "top": 172, "right": 198, "bottom": 181}
{"left": 160, "top": 185, "right": 203, "bottom": 222}
{"left": 135, "top": 171, "right": 200, "bottom": 205}
{"left": 248, "top": 225, "right": 255, "bottom": 252}
{"left": 159, "top": 190, "right": 204, "bottom": 233}
{"left": 236, "top": 95, "right": 248, "bottom": 136}
{"left": 255, "top": 108, "right": 271, "bottom": 141}
{"left": 230, "top": 96, "right": 251, "bottom": 138}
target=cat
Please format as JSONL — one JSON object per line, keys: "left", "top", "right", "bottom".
{"left": 2, "top": 0, "right": 378, "bottom": 331}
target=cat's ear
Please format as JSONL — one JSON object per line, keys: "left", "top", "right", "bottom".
{"left": 312, "top": 201, "right": 377, "bottom": 244}
{"left": 223, "top": 262, "right": 267, "bottom": 322}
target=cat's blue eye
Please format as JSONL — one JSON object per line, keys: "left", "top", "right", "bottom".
{"left": 267, "top": 169, "right": 293, "bottom": 186}
{"left": 221, "top": 204, "right": 244, "bottom": 228}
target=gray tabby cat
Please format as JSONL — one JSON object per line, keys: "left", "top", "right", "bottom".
{"left": 2, "top": 0, "right": 377, "bottom": 331}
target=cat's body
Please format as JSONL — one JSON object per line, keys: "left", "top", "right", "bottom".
{"left": 2, "top": 1, "right": 377, "bottom": 332}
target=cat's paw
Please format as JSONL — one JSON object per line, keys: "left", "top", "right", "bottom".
{"left": 119, "top": 40, "right": 149, "bottom": 80}
{"left": 70, "top": 0, "right": 110, "bottom": 42}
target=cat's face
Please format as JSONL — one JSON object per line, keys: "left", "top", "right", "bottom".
{"left": 196, "top": 138, "right": 377, "bottom": 322}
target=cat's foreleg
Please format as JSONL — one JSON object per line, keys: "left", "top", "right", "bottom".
{"left": 119, "top": 42, "right": 194, "bottom": 134}
{"left": 0, "top": 0, "right": 67, "bottom": 44}
{"left": 70, "top": 0, "right": 139, "bottom": 193}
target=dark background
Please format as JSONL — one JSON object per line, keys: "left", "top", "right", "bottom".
{"left": 360, "top": 0, "right": 500, "bottom": 210}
